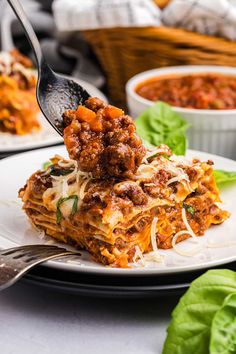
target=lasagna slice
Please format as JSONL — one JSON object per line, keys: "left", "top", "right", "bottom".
{"left": 0, "top": 49, "right": 40, "bottom": 135}
{"left": 19, "top": 148, "right": 229, "bottom": 268}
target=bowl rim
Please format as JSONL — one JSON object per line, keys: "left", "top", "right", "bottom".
{"left": 126, "top": 65, "right": 236, "bottom": 115}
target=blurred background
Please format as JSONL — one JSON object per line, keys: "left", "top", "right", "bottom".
{"left": 0, "top": 0, "right": 106, "bottom": 90}
{"left": 4, "top": 0, "right": 236, "bottom": 107}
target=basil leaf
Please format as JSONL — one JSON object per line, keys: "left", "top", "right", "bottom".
{"left": 214, "top": 170, "right": 236, "bottom": 186}
{"left": 183, "top": 203, "right": 195, "bottom": 216}
{"left": 42, "top": 161, "right": 52, "bottom": 170}
{"left": 210, "top": 293, "right": 236, "bottom": 354}
{"left": 135, "top": 101, "right": 189, "bottom": 155}
{"left": 141, "top": 138, "right": 155, "bottom": 150}
{"left": 56, "top": 207, "right": 62, "bottom": 224}
{"left": 49, "top": 166, "right": 74, "bottom": 176}
{"left": 163, "top": 270, "right": 236, "bottom": 354}
{"left": 56, "top": 195, "right": 78, "bottom": 224}
{"left": 71, "top": 195, "right": 78, "bottom": 215}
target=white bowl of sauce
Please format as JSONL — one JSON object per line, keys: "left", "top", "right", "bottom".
{"left": 126, "top": 65, "right": 236, "bottom": 160}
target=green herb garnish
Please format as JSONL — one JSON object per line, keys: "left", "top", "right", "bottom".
{"left": 213, "top": 170, "right": 236, "bottom": 187}
{"left": 56, "top": 195, "right": 78, "bottom": 224}
{"left": 183, "top": 203, "right": 195, "bottom": 216}
{"left": 42, "top": 161, "right": 52, "bottom": 170}
{"left": 49, "top": 166, "right": 74, "bottom": 176}
{"left": 135, "top": 101, "right": 190, "bottom": 155}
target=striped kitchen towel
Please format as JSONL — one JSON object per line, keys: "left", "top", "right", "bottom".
{"left": 162, "top": 0, "right": 236, "bottom": 41}
{"left": 52, "top": 0, "right": 162, "bottom": 31}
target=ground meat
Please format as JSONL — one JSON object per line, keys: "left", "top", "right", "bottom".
{"left": 63, "top": 97, "right": 146, "bottom": 179}
{"left": 86, "top": 97, "right": 106, "bottom": 111}
{"left": 82, "top": 186, "right": 108, "bottom": 212}
{"left": 185, "top": 166, "right": 198, "bottom": 182}
{"left": 29, "top": 173, "right": 52, "bottom": 197}
{"left": 113, "top": 181, "right": 148, "bottom": 205}
{"left": 207, "top": 160, "right": 214, "bottom": 166}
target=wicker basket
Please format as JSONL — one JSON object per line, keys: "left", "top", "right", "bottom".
{"left": 82, "top": 26, "right": 236, "bottom": 108}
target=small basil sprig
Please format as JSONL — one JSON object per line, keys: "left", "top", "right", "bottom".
{"left": 56, "top": 195, "right": 78, "bottom": 224}
{"left": 42, "top": 162, "right": 73, "bottom": 176}
{"left": 49, "top": 166, "right": 74, "bottom": 176}
{"left": 213, "top": 170, "right": 236, "bottom": 186}
{"left": 42, "top": 161, "right": 52, "bottom": 170}
{"left": 183, "top": 203, "right": 195, "bottom": 216}
{"left": 135, "top": 101, "right": 190, "bottom": 155}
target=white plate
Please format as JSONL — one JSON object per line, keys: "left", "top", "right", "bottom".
{"left": 0, "top": 145, "right": 236, "bottom": 276}
{"left": 0, "top": 78, "right": 107, "bottom": 153}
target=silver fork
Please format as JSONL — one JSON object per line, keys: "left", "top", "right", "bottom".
{"left": 0, "top": 245, "right": 80, "bottom": 291}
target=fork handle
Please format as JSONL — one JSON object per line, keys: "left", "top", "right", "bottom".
{"left": 0, "top": 248, "right": 78, "bottom": 291}
{"left": 6, "top": 0, "right": 47, "bottom": 71}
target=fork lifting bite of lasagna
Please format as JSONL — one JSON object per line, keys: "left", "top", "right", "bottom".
{"left": 19, "top": 97, "right": 229, "bottom": 267}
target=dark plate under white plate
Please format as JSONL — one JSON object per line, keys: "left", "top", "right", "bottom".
{"left": 22, "top": 261, "right": 236, "bottom": 298}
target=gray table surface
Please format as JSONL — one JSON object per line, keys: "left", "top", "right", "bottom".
{"left": 0, "top": 281, "right": 180, "bottom": 354}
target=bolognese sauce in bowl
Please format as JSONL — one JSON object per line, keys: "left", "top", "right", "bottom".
{"left": 135, "top": 73, "right": 236, "bottom": 110}
{"left": 126, "top": 65, "right": 236, "bottom": 160}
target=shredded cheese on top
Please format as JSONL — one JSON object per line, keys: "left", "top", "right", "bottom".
{"left": 181, "top": 208, "right": 197, "bottom": 239}
{"left": 148, "top": 217, "right": 162, "bottom": 262}
{"left": 133, "top": 246, "right": 146, "bottom": 267}
{"left": 171, "top": 208, "right": 203, "bottom": 257}
{"left": 150, "top": 217, "right": 159, "bottom": 252}
{"left": 42, "top": 156, "right": 92, "bottom": 219}
{"left": 79, "top": 178, "right": 91, "bottom": 200}
{"left": 142, "top": 148, "right": 169, "bottom": 163}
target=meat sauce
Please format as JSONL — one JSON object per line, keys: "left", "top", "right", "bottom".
{"left": 63, "top": 97, "right": 146, "bottom": 179}
{"left": 135, "top": 73, "right": 236, "bottom": 109}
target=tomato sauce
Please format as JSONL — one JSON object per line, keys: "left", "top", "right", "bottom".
{"left": 135, "top": 73, "right": 236, "bottom": 109}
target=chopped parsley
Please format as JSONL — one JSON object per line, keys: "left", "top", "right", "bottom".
{"left": 183, "top": 203, "right": 195, "bottom": 216}
{"left": 56, "top": 195, "right": 78, "bottom": 224}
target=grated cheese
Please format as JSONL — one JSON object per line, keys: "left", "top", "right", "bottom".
{"left": 171, "top": 208, "right": 202, "bottom": 257}
{"left": 181, "top": 208, "right": 197, "bottom": 239}
{"left": 142, "top": 148, "right": 168, "bottom": 163}
{"left": 150, "top": 217, "right": 159, "bottom": 252}
{"left": 172, "top": 230, "right": 202, "bottom": 256}
{"left": 79, "top": 178, "right": 90, "bottom": 200}
{"left": 62, "top": 178, "right": 69, "bottom": 198}
{"left": 43, "top": 156, "right": 92, "bottom": 218}
{"left": 169, "top": 155, "right": 193, "bottom": 166}
{"left": 149, "top": 217, "right": 162, "bottom": 262}
{"left": 166, "top": 176, "right": 187, "bottom": 186}
{"left": 143, "top": 251, "right": 163, "bottom": 263}
{"left": 133, "top": 246, "right": 146, "bottom": 267}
